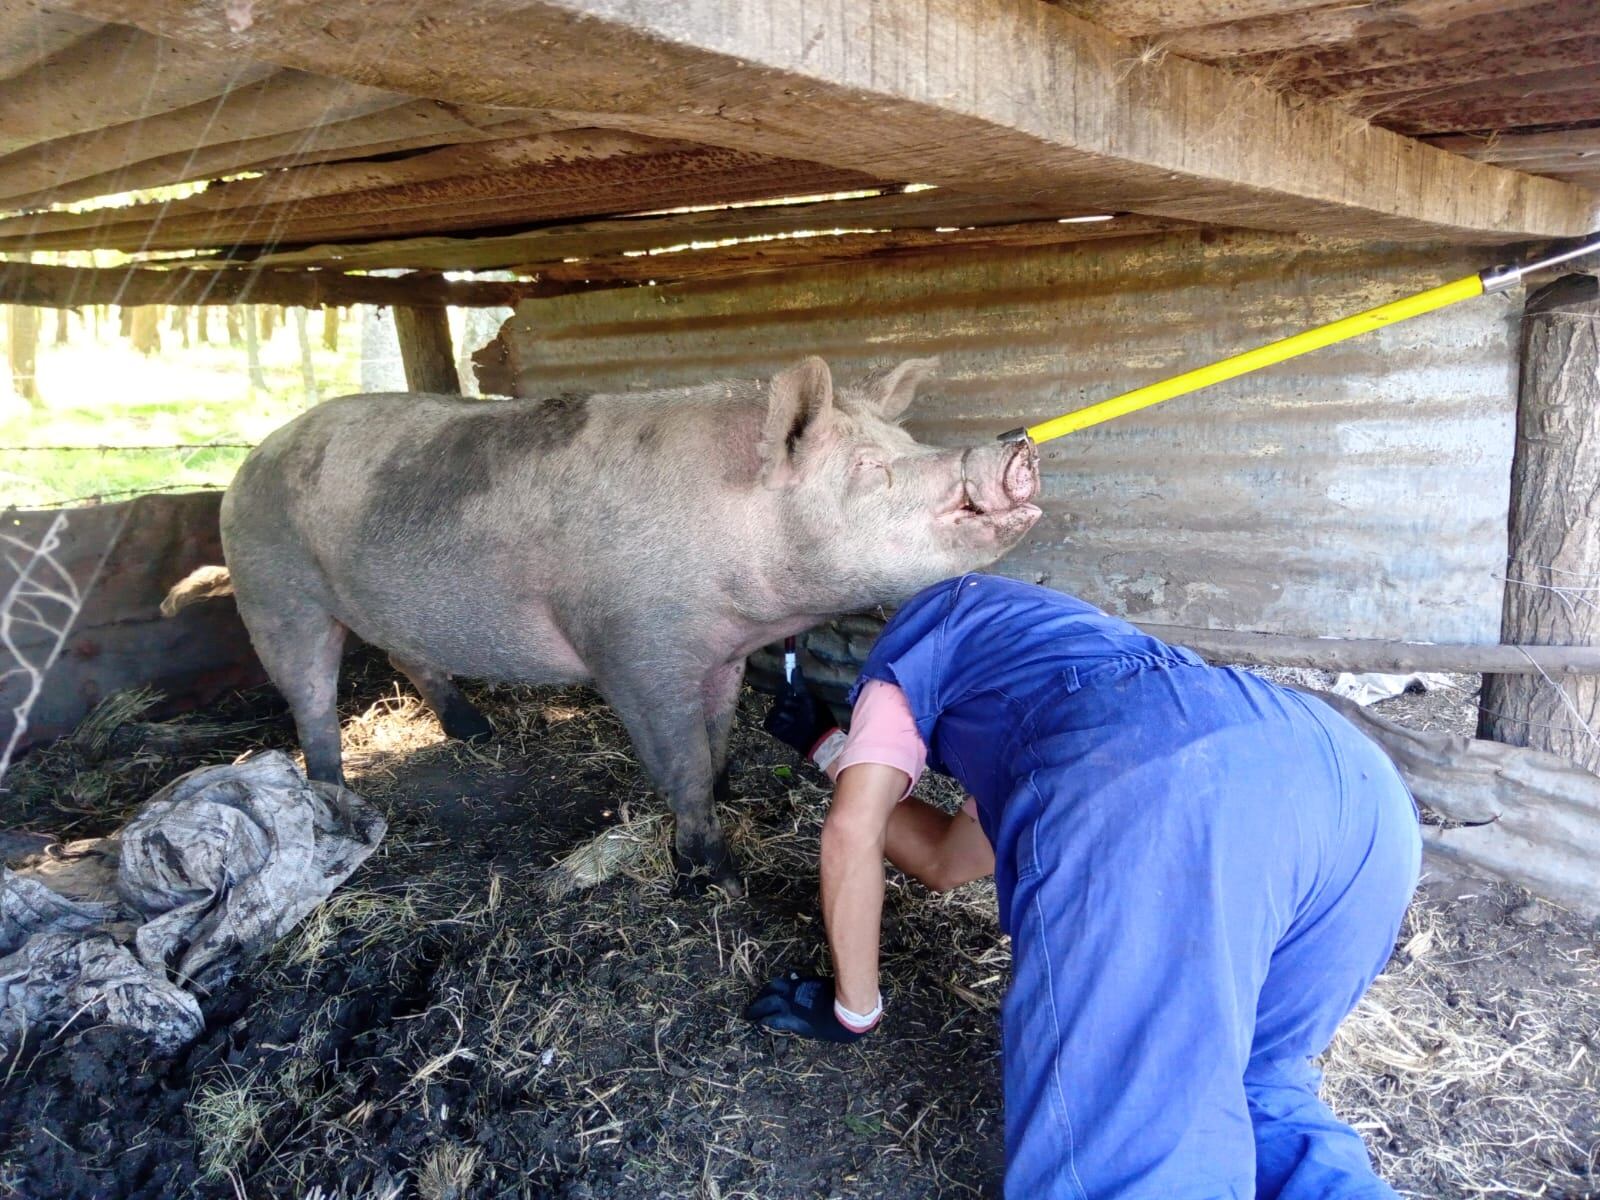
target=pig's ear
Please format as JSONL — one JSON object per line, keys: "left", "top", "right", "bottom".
{"left": 760, "top": 356, "right": 835, "bottom": 486}
{"left": 862, "top": 357, "right": 938, "bottom": 421}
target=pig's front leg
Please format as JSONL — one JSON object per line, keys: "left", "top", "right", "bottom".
{"left": 592, "top": 662, "right": 742, "bottom": 898}
{"left": 703, "top": 658, "right": 747, "bottom": 807}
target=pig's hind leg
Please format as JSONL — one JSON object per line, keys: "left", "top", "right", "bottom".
{"left": 388, "top": 654, "right": 494, "bottom": 743}
{"left": 234, "top": 591, "right": 348, "bottom": 786}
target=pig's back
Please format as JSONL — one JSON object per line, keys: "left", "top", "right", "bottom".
{"left": 223, "top": 388, "right": 766, "bottom": 675}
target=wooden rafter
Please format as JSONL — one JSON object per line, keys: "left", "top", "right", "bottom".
{"left": 201, "top": 190, "right": 1132, "bottom": 273}
{"left": 0, "top": 136, "right": 883, "bottom": 254}
{"left": 0, "top": 261, "right": 604, "bottom": 307}
{"left": 41, "top": 0, "right": 1598, "bottom": 242}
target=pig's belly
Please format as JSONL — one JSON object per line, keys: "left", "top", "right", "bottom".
{"left": 337, "top": 592, "right": 591, "bottom": 685}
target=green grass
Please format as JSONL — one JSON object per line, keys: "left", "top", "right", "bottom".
{"left": 1, "top": 310, "right": 365, "bottom": 507}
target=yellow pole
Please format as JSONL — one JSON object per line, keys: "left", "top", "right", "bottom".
{"left": 1020, "top": 273, "right": 1486, "bottom": 444}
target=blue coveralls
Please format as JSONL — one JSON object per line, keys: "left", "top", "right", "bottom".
{"left": 850, "top": 575, "right": 1420, "bottom": 1199}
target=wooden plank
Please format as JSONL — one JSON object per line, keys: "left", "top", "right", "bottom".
{"left": 395, "top": 306, "right": 461, "bottom": 394}
{"left": 1381, "top": 88, "right": 1600, "bottom": 138}
{"left": 0, "top": 262, "right": 607, "bottom": 307}
{"left": 0, "top": 22, "right": 276, "bottom": 156}
{"left": 526, "top": 216, "right": 1183, "bottom": 285}
{"left": 0, "top": 1, "right": 100, "bottom": 81}
{"left": 0, "top": 70, "right": 408, "bottom": 206}
{"left": 1139, "top": 0, "right": 1556, "bottom": 61}
{"left": 1, "top": 109, "right": 561, "bottom": 212}
{"left": 46, "top": 0, "right": 1600, "bottom": 242}
{"left": 1427, "top": 126, "right": 1600, "bottom": 170}
{"left": 1271, "top": 33, "right": 1600, "bottom": 107}
{"left": 216, "top": 191, "right": 1126, "bottom": 273}
{"left": 0, "top": 145, "right": 881, "bottom": 254}
{"left": 7, "top": 130, "right": 704, "bottom": 234}
{"left": 1216, "top": 1, "right": 1593, "bottom": 78}
{"left": 1052, "top": 0, "right": 1337, "bottom": 39}
{"left": 1137, "top": 624, "right": 1600, "bottom": 676}
{"left": 1425, "top": 126, "right": 1600, "bottom": 185}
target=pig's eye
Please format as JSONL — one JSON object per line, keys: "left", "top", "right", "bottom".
{"left": 851, "top": 455, "right": 888, "bottom": 474}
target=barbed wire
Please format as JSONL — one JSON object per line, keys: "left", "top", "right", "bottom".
{"left": 7, "top": 483, "right": 226, "bottom": 511}
{"left": 2, "top": 442, "right": 254, "bottom": 452}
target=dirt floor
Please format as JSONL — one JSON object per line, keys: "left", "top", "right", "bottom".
{"left": 2, "top": 656, "right": 1597, "bottom": 1199}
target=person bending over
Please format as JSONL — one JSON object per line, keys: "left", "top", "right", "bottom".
{"left": 748, "top": 574, "right": 1418, "bottom": 1200}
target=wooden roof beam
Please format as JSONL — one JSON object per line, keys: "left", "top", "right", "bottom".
{"left": 0, "top": 108, "right": 562, "bottom": 213}
{"left": 0, "top": 261, "right": 604, "bottom": 308}
{"left": 49, "top": 0, "right": 1600, "bottom": 242}
{"left": 0, "top": 70, "right": 409, "bottom": 207}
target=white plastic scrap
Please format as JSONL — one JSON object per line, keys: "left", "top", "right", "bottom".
{"left": 1330, "top": 671, "right": 1456, "bottom": 707}
{"left": 0, "top": 751, "right": 385, "bottom": 1053}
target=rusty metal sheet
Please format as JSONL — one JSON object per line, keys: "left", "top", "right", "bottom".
{"left": 484, "top": 229, "right": 1520, "bottom": 643}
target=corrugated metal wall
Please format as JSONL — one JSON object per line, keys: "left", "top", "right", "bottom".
{"left": 488, "top": 229, "right": 1520, "bottom": 641}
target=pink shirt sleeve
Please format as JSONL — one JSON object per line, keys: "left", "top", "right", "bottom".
{"left": 823, "top": 679, "right": 928, "bottom": 798}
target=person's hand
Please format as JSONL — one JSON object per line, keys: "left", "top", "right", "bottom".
{"left": 744, "top": 972, "right": 880, "bottom": 1042}
{"left": 763, "top": 664, "right": 839, "bottom": 764}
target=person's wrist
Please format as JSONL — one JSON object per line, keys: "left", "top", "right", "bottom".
{"left": 808, "top": 727, "right": 847, "bottom": 773}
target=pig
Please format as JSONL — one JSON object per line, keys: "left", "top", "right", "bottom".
{"left": 166, "top": 357, "right": 1041, "bottom": 893}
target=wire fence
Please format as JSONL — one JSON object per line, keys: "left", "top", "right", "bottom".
{"left": 2, "top": 442, "right": 254, "bottom": 452}
{"left": 7, "top": 482, "right": 226, "bottom": 511}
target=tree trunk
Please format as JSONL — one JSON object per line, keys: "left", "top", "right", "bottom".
{"left": 7, "top": 305, "right": 40, "bottom": 405}
{"left": 244, "top": 307, "right": 266, "bottom": 392}
{"left": 129, "top": 306, "right": 161, "bottom": 355}
{"left": 259, "top": 305, "right": 278, "bottom": 341}
{"left": 394, "top": 305, "right": 461, "bottom": 394}
{"left": 1480, "top": 275, "right": 1600, "bottom": 772}
{"left": 53, "top": 307, "right": 71, "bottom": 346}
{"left": 169, "top": 304, "right": 190, "bottom": 348}
{"left": 293, "top": 307, "right": 319, "bottom": 407}
{"left": 321, "top": 305, "right": 340, "bottom": 351}
{"left": 195, "top": 306, "right": 211, "bottom": 344}
{"left": 119, "top": 305, "right": 133, "bottom": 338}
{"left": 225, "top": 306, "right": 242, "bottom": 347}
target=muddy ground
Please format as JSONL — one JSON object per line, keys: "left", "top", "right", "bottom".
{"left": 2, "top": 657, "right": 1597, "bottom": 1199}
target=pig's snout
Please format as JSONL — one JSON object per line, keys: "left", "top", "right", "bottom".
{"left": 961, "top": 439, "right": 1039, "bottom": 516}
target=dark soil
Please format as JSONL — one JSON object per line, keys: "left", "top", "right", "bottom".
{"left": 1, "top": 657, "right": 1596, "bottom": 1199}
{"left": 1, "top": 651, "right": 1005, "bottom": 1199}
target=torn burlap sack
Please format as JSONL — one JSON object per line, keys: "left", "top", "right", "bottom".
{"left": 0, "top": 751, "right": 384, "bottom": 1052}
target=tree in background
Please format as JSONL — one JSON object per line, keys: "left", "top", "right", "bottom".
{"left": 293, "top": 307, "right": 319, "bottom": 407}
{"left": 8, "top": 305, "right": 40, "bottom": 406}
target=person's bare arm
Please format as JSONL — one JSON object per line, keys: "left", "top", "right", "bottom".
{"left": 820, "top": 762, "right": 907, "bottom": 1015}
{"left": 884, "top": 798, "right": 995, "bottom": 892}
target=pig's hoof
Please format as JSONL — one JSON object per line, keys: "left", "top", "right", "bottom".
{"left": 440, "top": 704, "right": 494, "bottom": 743}
{"left": 673, "top": 852, "right": 745, "bottom": 900}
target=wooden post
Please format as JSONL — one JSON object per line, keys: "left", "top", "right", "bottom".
{"left": 394, "top": 305, "right": 461, "bottom": 394}
{"left": 1480, "top": 275, "right": 1600, "bottom": 771}
{"left": 321, "top": 305, "right": 340, "bottom": 351}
